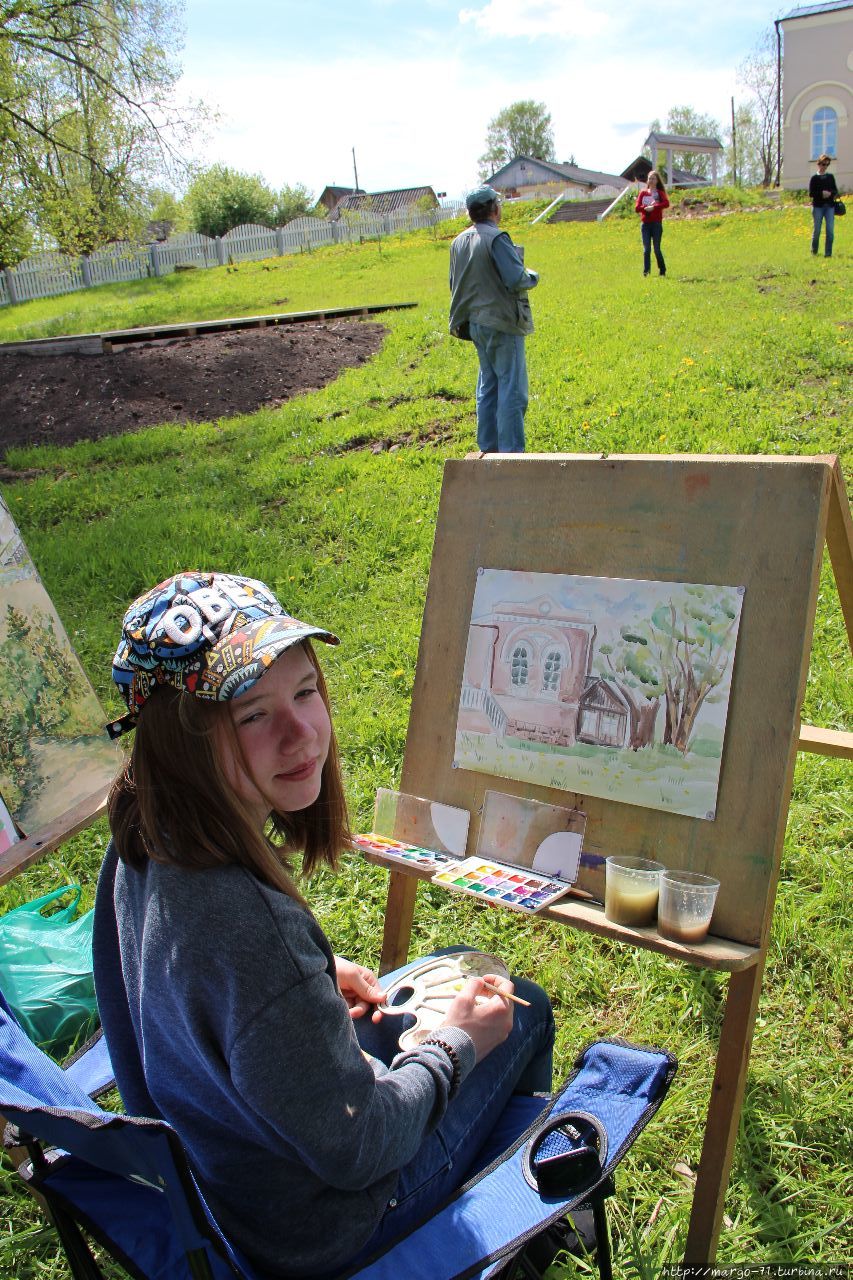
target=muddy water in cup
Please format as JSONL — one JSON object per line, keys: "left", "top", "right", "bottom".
{"left": 658, "top": 870, "right": 720, "bottom": 944}
{"left": 604, "top": 856, "right": 664, "bottom": 927}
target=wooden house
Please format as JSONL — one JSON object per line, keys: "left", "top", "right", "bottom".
{"left": 576, "top": 678, "right": 631, "bottom": 749}
{"left": 621, "top": 155, "right": 708, "bottom": 188}
{"left": 317, "top": 186, "right": 359, "bottom": 214}
{"left": 328, "top": 187, "right": 438, "bottom": 220}
{"left": 486, "top": 157, "right": 627, "bottom": 200}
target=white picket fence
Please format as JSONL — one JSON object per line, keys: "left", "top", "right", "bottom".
{"left": 0, "top": 204, "right": 466, "bottom": 308}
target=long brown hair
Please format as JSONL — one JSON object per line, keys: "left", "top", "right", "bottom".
{"left": 647, "top": 169, "right": 667, "bottom": 197}
{"left": 108, "top": 642, "right": 349, "bottom": 901}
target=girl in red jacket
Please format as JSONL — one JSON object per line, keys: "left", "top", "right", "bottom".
{"left": 635, "top": 170, "right": 670, "bottom": 276}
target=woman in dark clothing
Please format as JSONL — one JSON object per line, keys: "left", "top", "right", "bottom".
{"left": 809, "top": 154, "right": 839, "bottom": 258}
{"left": 635, "top": 170, "right": 670, "bottom": 276}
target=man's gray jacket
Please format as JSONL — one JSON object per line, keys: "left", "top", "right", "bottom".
{"left": 449, "top": 221, "right": 539, "bottom": 339}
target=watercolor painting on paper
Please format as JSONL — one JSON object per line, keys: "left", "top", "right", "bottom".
{"left": 0, "top": 491, "right": 122, "bottom": 837}
{"left": 454, "top": 567, "right": 745, "bottom": 821}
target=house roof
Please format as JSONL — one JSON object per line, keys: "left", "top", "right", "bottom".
{"left": 645, "top": 131, "right": 724, "bottom": 152}
{"left": 580, "top": 675, "right": 632, "bottom": 713}
{"left": 780, "top": 1, "right": 852, "bottom": 18}
{"left": 487, "top": 156, "right": 628, "bottom": 190}
{"left": 621, "top": 155, "right": 709, "bottom": 187}
{"left": 331, "top": 186, "right": 437, "bottom": 218}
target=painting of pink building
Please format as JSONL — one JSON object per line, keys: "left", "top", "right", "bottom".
{"left": 458, "top": 590, "right": 598, "bottom": 747}
{"left": 454, "top": 567, "right": 744, "bottom": 821}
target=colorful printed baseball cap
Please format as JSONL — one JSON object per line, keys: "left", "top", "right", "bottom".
{"left": 465, "top": 184, "right": 501, "bottom": 211}
{"left": 107, "top": 571, "right": 338, "bottom": 739}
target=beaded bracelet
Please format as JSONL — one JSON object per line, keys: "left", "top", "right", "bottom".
{"left": 422, "top": 1034, "right": 462, "bottom": 1096}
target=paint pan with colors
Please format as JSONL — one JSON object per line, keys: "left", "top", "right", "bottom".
{"left": 432, "top": 856, "right": 569, "bottom": 914}
{"left": 351, "top": 833, "right": 454, "bottom": 873}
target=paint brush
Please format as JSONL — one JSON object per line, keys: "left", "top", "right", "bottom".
{"left": 480, "top": 980, "right": 531, "bottom": 1008}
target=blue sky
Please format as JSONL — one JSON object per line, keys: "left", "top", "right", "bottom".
{"left": 179, "top": 0, "right": 779, "bottom": 199}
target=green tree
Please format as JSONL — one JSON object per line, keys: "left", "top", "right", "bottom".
{"left": 143, "top": 184, "right": 187, "bottom": 232}
{"left": 184, "top": 164, "right": 277, "bottom": 237}
{"left": 594, "top": 638, "right": 663, "bottom": 751}
{"left": 726, "top": 102, "right": 765, "bottom": 187}
{"left": 273, "top": 182, "right": 314, "bottom": 226}
{"left": 0, "top": 0, "right": 204, "bottom": 256}
{"left": 0, "top": 153, "right": 33, "bottom": 267}
{"left": 478, "top": 100, "right": 555, "bottom": 179}
{"left": 597, "top": 587, "right": 740, "bottom": 755}
{"left": 737, "top": 30, "right": 780, "bottom": 186}
{"left": 647, "top": 106, "right": 722, "bottom": 179}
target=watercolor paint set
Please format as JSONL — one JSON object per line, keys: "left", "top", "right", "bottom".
{"left": 351, "top": 833, "right": 455, "bottom": 873}
{"left": 431, "top": 856, "right": 570, "bottom": 914}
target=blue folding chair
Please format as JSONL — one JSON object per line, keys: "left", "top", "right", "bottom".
{"left": 0, "top": 989, "right": 676, "bottom": 1280}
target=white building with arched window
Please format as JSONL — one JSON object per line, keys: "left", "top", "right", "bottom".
{"left": 780, "top": 1, "right": 852, "bottom": 190}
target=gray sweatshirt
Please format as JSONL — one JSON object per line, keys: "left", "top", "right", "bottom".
{"left": 93, "top": 843, "right": 475, "bottom": 1276}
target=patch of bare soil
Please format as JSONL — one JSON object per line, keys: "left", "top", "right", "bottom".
{"left": 0, "top": 320, "right": 386, "bottom": 458}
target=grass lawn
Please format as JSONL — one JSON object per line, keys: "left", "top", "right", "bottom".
{"left": 0, "top": 199, "right": 850, "bottom": 1277}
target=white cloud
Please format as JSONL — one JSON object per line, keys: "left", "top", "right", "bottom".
{"left": 177, "top": 37, "right": 738, "bottom": 201}
{"left": 179, "top": 52, "right": 496, "bottom": 200}
{"left": 458, "top": 0, "right": 611, "bottom": 40}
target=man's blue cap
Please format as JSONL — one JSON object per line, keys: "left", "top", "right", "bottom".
{"left": 465, "top": 184, "right": 500, "bottom": 212}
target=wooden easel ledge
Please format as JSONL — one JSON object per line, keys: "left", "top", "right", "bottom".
{"left": 797, "top": 725, "right": 853, "bottom": 759}
{"left": 0, "top": 787, "right": 109, "bottom": 885}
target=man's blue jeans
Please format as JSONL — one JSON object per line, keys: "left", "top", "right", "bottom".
{"left": 812, "top": 205, "right": 835, "bottom": 257}
{"left": 641, "top": 221, "right": 666, "bottom": 275}
{"left": 351, "top": 946, "right": 554, "bottom": 1258}
{"left": 469, "top": 322, "right": 528, "bottom": 453}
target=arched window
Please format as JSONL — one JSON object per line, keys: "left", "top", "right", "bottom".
{"left": 812, "top": 107, "right": 837, "bottom": 159}
{"left": 510, "top": 645, "right": 529, "bottom": 687}
{"left": 542, "top": 649, "right": 562, "bottom": 692}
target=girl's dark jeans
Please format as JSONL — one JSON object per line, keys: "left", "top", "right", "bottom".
{"left": 641, "top": 221, "right": 666, "bottom": 274}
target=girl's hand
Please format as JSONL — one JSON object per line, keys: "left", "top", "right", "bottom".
{"left": 334, "top": 956, "right": 385, "bottom": 1021}
{"left": 438, "top": 974, "right": 514, "bottom": 1063}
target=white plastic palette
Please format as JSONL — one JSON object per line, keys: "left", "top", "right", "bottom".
{"left": 431, "top": 857, "right": 570, "bottom": 914}
{"left": 378, "top": 951, "right": 511, "bottom": 1050}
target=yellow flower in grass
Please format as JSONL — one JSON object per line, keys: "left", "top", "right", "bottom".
{"left": 681, "top": 357, "right": 695, "bottom": 366}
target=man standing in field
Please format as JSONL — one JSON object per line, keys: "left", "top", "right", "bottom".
{"left": 449, "top": 185, "right": 539, "bottom": 453}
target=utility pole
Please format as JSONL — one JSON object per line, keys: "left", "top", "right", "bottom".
{"left": 774, "top": 19, "right": 782, "bottom": 187}
{"left": 352, "top": 147, "right": 360, "bottom": 194}
{"left": 731, "top": 96, "right": 738, "bottom": 187}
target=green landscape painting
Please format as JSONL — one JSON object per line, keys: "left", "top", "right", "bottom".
{"left": 0, "top": 493, "right": 121, "bottom": 835}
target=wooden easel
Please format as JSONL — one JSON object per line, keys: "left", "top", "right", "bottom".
{"left": 0, "top": 788, "right": 110, "bottom": 886}
{"left": 364, "top": 454, "right": 852, "bottom": 1265}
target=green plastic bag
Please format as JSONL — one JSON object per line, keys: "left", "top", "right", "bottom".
{"left": 0, "top": 884, "right": 98, "bottom": 1056}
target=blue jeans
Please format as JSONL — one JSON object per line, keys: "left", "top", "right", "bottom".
{"left": 812, "top": 205, "right": 835, "bottom": 256}
{"left": 469, "top": 322, "right": 528, "bottom": 453}
{"left": 641, "top": 221, "right": 666, "bottom": 274}
{"left": 351, "top": 946, "right": 554, "bottom": 1259}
